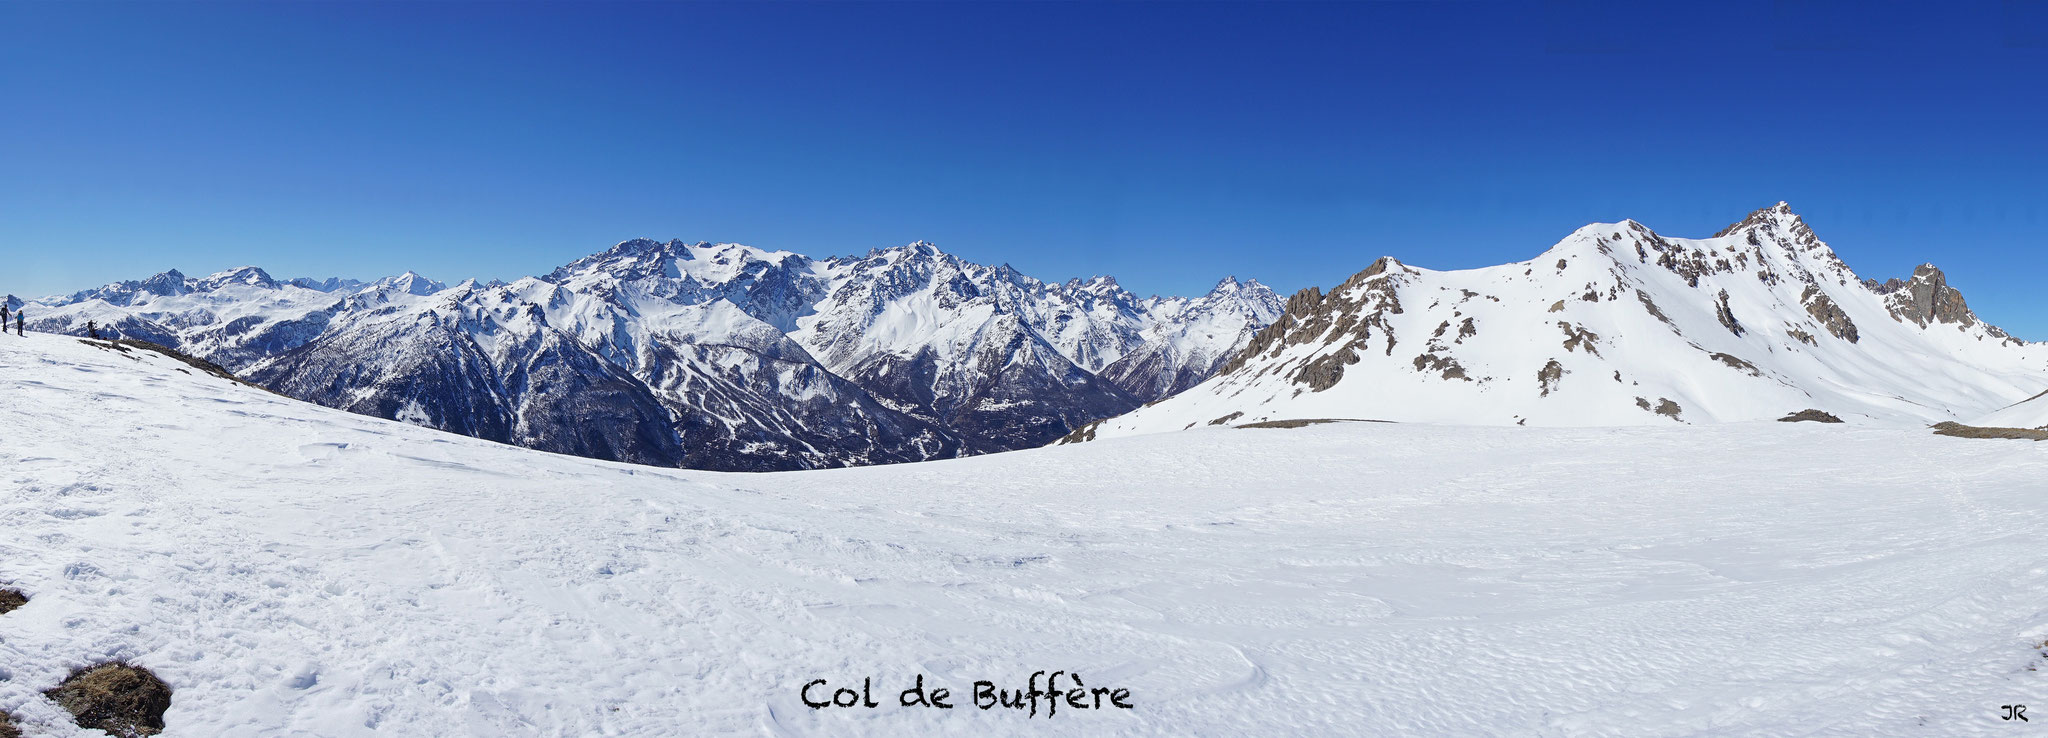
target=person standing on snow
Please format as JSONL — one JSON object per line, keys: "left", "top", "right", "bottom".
{"left": 87, "top": 320, "right": 101, "bottom": 340}
{"left": 15, "top": 312, "right": 22, "bottom": 336}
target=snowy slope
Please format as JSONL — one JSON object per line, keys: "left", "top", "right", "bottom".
{"left": 1975, "top": 390, "right": 2048, "bottom": 429}
{"left": 18, "top": 240, "right": 1277, "bottom": 470}
{"left": 1080, "top": 204, "right": 2048, "bottom": 439}
{"left": 4, "top": 331, "right": 2047, "bottom": 736}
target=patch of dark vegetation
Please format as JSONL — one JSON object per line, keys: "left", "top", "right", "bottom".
{"left": 1930, "top": 422, "right": 2048, "bottom": 441}
{"left": 1207, "top": 411, "right": 1244, "bottom": 426}
{"left": 0, "top": 710, "right": 18, "bottom": 738}
{"left": 0, "top": 587, "right": 26, "bottom": 615}
{"left": 1778, "top": 409, "right": 1844, "bottom": 423}
{"left": 1237, "top": 418, "right": 1391, "bottom": 429}
{"left": 45, "top": 663, "right": 173, "bottom": 738}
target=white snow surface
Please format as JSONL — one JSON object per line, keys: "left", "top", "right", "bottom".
{"left": 3, "top": 332, "right": 2046, "bottom": 736}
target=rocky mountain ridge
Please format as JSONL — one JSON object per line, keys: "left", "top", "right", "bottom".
{"left": 18, "top": 241, "right": 1280, "bottom": 470}
{"left": 1071, "top": 203, "right": 2047, "bottom": 441}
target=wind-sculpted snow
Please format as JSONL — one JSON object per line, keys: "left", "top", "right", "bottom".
{"left": 1084, "top": 203, "right": 2048, "bottom": 440}
{"left": 19, "top": 240, "right": 1278, "bottom": 470}
{"left": 2, "top": 334, "right": 2045, "bottom": 736}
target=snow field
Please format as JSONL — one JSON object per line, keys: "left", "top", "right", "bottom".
{"left": 1, "top": 333, "right": 2045, "bottom": 736}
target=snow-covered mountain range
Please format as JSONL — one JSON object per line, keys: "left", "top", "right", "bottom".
{"left": 10, "top": 240, "right": 1281, "bottom": 470}
{"left": 1072, "top": 203, "right": 2048, "bottom": 441}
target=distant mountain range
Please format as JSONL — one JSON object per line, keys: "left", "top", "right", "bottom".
{"left": 14, "top": 240, "right": 1281, "bottom": 470}
{"left": 1067, "top": 203, "right": 2048, "bottom": 442}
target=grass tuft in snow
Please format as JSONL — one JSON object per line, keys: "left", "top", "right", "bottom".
{"left": 0, "top": 588, "right": 25, "bottom": 615}
{"left": 44, "top": 664, "right": 173, "bottom": 738}
{"left": 1930, "top": 421, "right": 2048, "bottom": 441}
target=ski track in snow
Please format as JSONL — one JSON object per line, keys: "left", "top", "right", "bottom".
{"left": 1, "top": 332, "right": 2045, "bottom": 736}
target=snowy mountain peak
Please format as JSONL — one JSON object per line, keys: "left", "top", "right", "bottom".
{"left": 857, "top": 240, "right": 949, "bottom": 263}
{"left": 1713, "top": 201, "right": 1801, "bottom": 236}
{"left": 197, "top": 266, "right": 278, "bottom": 291}
{"left": 372, "top": 271, "right": 448, "bottom": 296}
{"left": 136, "top": 269, "right": 192, "bottom": 296}
{"left": 1077, "top": 206, "right": 2048, "bottom": 439}
{"left": 1208, "top": 276, "right": 1251, "bottom": 294}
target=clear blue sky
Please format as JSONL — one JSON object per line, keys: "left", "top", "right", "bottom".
{"left": 3, "top": 1, "right": 2044, "bottom": 337}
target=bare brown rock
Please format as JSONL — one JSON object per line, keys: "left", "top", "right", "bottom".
{"left": 1708, "top": 352, "right": 1761, "bottom": 377}
{"left": 1799, "top": 286, "right": 1859, "bottom": 343}
{"left": 1412, "top": 352, "right": 1471, "bottom": 381}
{"left": 1295, "top": 345, "right": 1360, "bottom": 391}
{"left": 1636, "top": 396, "right": 1683, "bottom": 420}
{"left": 1538, "top": 359, "right": 1566, "bottom": 397}
{"left": 1558, "top": 322, "right": 1600, "bottom": 355}
{"left": 1053, "top": 419, "right": 1104, "bottom": 445}
{"left": 1713, "top": 289, "right": 1744, "bottom": 336}
{"left": 1637, "top": 290, "right": 1674, "bottom": 327}
{"left": 1873, "top": 265, "right": 1976, "bottom": 328}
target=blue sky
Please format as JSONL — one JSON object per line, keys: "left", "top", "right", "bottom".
{"left": 3, "top": 1, "right": 2044, "bottom": 337}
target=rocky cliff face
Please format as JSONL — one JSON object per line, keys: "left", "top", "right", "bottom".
{"left": 1864, "top": 264, "right": 2017, "bottom": 342}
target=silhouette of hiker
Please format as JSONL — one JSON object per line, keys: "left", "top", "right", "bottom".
{"left": 88, "top": 320, "right": 101, "bottom": 340}
{"left": 1, "top": 305, "right": 8, "bottom": 332}
{"left": 15, "top": 312, "right": 22, "bottom": 336}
